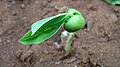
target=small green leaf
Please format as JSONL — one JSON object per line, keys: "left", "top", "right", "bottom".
{"left": 19, "top": 13, "right": 67, "bottom": 45}
{"left": 105, "top": 0, "right": 120, "bottom": 5}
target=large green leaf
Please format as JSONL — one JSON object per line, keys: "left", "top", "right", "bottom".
{"left": 31, "top": 17, "right": 51, "bottom": 35}
{"left": 19, "top": 13, "right": 67, "bottom": 45}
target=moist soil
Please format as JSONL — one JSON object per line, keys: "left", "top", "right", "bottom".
{"left": 0, "top": 0, "right": 120, "bottom": 67}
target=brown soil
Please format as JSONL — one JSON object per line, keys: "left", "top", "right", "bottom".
{"left": 0, "top": 0, "right": 120, "bottom": 67}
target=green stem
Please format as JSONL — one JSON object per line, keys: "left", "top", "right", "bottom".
{"left": 64, "top": 32, "right": 76, "bottom": 53}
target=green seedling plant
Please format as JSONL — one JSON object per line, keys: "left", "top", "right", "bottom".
{"left": 104, "top": 0, "right": 120, "bottom": 5}
{"left": 19, "top": 8, "right": 85, "bottom": 53}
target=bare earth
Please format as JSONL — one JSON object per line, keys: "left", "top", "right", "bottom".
{"left": 0, "top": 0, "right": 120, "bottom": 67}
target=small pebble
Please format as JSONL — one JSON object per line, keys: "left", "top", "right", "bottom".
{"left": 54, "top": 42, "right": 60, "bottom": 48}
{"left": 35, "top": 1, "right": 39, "bottom": 4}
{"left": 6, "top": 39, "right": 10, "bottom": 43}
{"left": 12, "top": 11, "right": 17, "bottom": 16}
{"left": 111, "top": 14, "right": 118, "bottom": 23}
{"left": 20, "top": 4, "right": 25, "bottom": 9}
{"left": 74, "top": 65, "right": 78, "bottom": 67}
{"left": 39, "top": 58, "right": 44, "bottom": 63}
{"left": 7, "top": 5, "right": 11, "bottom": 7}
{"left": 55, "top": 60, "right": 62, "bottom": 65}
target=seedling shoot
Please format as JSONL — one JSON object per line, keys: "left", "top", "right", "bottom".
{"left": 19, "top": 8, "right": 85, "bottom": 53}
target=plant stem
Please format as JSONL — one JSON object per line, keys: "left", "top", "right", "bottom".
{"left": 64, "top": 32, "right": 76, "bottom": 53}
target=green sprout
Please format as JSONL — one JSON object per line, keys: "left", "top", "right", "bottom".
{"left": 104, "top": 0, "right": 120, "bottom": 5}
{"left": 19, "top": 8, "right": 85, "bottom": 53}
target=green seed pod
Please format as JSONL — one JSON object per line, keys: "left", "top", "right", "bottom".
{"left": 64, "top": 15, "right": 85, "bottom": 32}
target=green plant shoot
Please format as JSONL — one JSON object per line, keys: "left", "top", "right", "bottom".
{"left": 19, "top": 8, "right": 85, "bottom": 53}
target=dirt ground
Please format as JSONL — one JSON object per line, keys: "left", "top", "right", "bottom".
{"left": 0, "top": 0, "right": 120, "bottom": 67}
